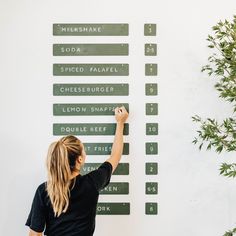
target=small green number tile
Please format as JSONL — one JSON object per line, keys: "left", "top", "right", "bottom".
{"left": 146, "top": 142, "right": 158, "bottom": 155}
{"left": 144, "top": 24, "right": 156, "bottom": 36}
{"left": 145, "top": 64, "right": 158, "bottom": 76}
{"left": 146, "top": 123, "right": 158, "bottom": 135}
{"left": 145, "top": 202, "right": 158, "bottom": 215}
{"left": 146, "top": 103, "right": 158, "bottom": 115}
{"left": 145, "top": 163, "right": 158, "bottom": 175}
{"left": 145, "top": 44, "right": 157, "bottom": 56}
{"left": 146, "top": 182, "right": 158, "bottom": 194}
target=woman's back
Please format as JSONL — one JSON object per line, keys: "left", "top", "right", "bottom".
{"left": 26, "top": 162, "right": 112, "bottom": 236}
{"left": 26, "top": 106, "right": 128, "bottom": 236}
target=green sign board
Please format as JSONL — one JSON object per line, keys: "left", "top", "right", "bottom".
{"left": 146, "top": 163, "right": 158, "bottom": 175}
{"left": 53, "top": 44, "right": 129, "bottom": 56}
{"left": 53, "top": 24, "right": 129, "bottom": 36}
{"left": 145, "top": 202, "right": 158, "bottom": 215}
{"left": 84, "top": 143, "right": 129, "bottom": 155}
{"left": 81, "top": 163, "right": 129, "bottom": 175}
{"left": 146, "top": 182, "right": 158, "bottom": 195}
{"left": 145, "top": 64, "right": 158, "bottom": 76}
{"left": 53, "top": 64, "right": 129, "bottom": 76}
{"left": 53, "top": 103, "right": 129, "bottom": 116}
{"left": 146, "top": 142, "right": 158, "bottom": 155}
{"left": 146, "top": 103, "right": 158, "bottom": 115}
{"left": 97, "top": 203, "right": 130, "bottom": 215}
{"left": 145, "top": 84, "right": 158, "bottom": 96}
{"left": 144, "top": 24, "right": 156, "bottom": 36}
{"left": 53, "top": 84, "right": 129, "bottom": 96}
{"left": 53, "top": 123, "right": 129, "bottom": 136}
{"left": 146, "top": 123, "right": 158, "bottom": 135}
{"left": 100, "top": 182, "right": 129, "bottom": 194}
{"left": 145, "top": 44, "right": 157, "bottom": 56}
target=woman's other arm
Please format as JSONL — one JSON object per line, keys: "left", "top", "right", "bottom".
{"left": 29, "top": 229, "right": 42, "bottom": 236}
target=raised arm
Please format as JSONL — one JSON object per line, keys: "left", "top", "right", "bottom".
{"left": 106, "top": 106, "right": 129, "bottom": 173}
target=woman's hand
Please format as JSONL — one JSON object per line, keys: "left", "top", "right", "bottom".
{"left": 115, "top": 106, "right": 129, "bottom": 124}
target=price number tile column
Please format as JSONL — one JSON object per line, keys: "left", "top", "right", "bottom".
{"left": 144, "top": 23, "right": 158, "bottom": 215}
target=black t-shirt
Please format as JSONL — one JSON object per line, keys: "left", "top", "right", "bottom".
{"left": 26, "top": 162, "right": 112, "bottom": 236}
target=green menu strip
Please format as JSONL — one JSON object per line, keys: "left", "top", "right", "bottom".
{"left": 53, "top": 103, "right": 129, "bottom": 116}
{"left": 53, "top": 44, "right": 129, "bottom": 56}
{"left": 53, "top": 84, "right": 129, "bottom": 96}
{"left": 81, "top": 163, "right": 129, "bottom": 175}
{"left": 53, "top": 123, "right": 129, "bottom": 135}
{"left": 53, "top": 64, "right": 129, "bottom": 76}
{"left": 97, "top": 203, "right": 130, "bottom": 215}
{"left": 53, "top": 24, "right": 129, "bottom": 36}
{"left": 100, "top": 183, "right": 129, "bottom": 194}
{"left": 84, "top": 143, "right": 129, "bottom": 155}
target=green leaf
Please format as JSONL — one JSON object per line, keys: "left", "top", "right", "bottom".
{"left": 199, "top": 143, "right": 203, "bottom": 150}
{"left": 206, "top": 143, "right": 212, "bottom": 150}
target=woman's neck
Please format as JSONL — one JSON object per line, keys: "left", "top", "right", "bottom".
{"left": 70, "top": 170, "right": 80, "bottom": 179}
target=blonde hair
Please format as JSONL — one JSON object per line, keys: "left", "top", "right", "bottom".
{"left": 46, "top": 135, "right": 83, "bottom": 217}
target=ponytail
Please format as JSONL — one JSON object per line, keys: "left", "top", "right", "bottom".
{"left": 46, "top": 135, "right": 82, "bottom": 217}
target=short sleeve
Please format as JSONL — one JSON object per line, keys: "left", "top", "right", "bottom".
{"left": 25, "top": 185, "right": 46, "bottom": 233}
{"left": 87, "top": 161, "right": 113, "bottom": 192}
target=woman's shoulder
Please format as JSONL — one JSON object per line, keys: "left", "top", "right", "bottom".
{"left": 36, "top": 182, "right": 47, "bottom": 195}
{"left": 79, "top": 162, "right": 112, "bottom": 190}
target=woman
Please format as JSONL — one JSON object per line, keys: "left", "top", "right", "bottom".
{"left": 26, "top": 106, "right": 129, "bottom": 236}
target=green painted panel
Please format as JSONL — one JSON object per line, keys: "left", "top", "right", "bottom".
{"left": 145, "top": 64, "right": 158, "bottom": 76}
{"left": 146, "top": 103, "right": 158, "bottom": 115}
{"left": 53, "top": 103, "right": 129, "bottom": 116}
{"left": 53, "top": 123, "right": 129, "bottom": 136}
{"left": 145, "top": 203, "right": 158, "bottom": 215}
{"left": 53, "top": 24, "right": 129, "bottom": 36}
{"left": 146, "top": 163, "right": 158, "bottom": 175}
{"left": 53, "top": 83, "right": 129, "bottom": 96}
{"left": 84, "top": 143, "right": 129, "bottom": 155}
{"left": 97, "top": 203, "right": 130, "bottom": 215}
{"left": 144, "top": 24, "right": 156, "bottom": 36}
{"left": 145, "top": 84, "right": 158, "bottom": 96}
{"left": 146, "top": 123, "right": 158, "bottom": 135}
{"left": 53, "top": 44, "right": 129, "bottom": 56}
{"left": 81, "top": 163, "right": 129, "bottom": 175}
{"left": 100, "top": 182, "right": 129, "bottom": 194}
{"left": 53, "top": 64, "right": 129, "bottom": 76}
{"left": 145, "top": 44, "right": 157, "bottom": 56}
{"left": 146, "top": 182, "right": 158, "bottom": 195}
{"left": 146, "top": 142, "right": 158, "bottom": 155}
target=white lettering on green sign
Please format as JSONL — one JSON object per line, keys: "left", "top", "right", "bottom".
{"left": 59, "top": 86, "right": 114, "bottom": 93}
{"left": 97, "top": 206, "right": 111, "bottom": 212}
{"left": 61, "top": 107, "right": 87, "bottom": 113}
{"left": 61, "top": 26, "right": 102, "bottom": 33}
{"left": 60, "top": 66, "right": 84, "bottom": 73}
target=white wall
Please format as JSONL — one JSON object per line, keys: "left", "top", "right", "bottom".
{"left": 1, "top": 0, "right": 236, "bottom": 235}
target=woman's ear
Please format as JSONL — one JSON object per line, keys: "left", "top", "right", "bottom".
{"left": 77, "top": 156, "right": 83, "bottom": 164}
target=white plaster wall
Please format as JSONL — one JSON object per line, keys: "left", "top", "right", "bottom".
{"left": 1, "top": 0, "right": 236, "bottom": 235}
